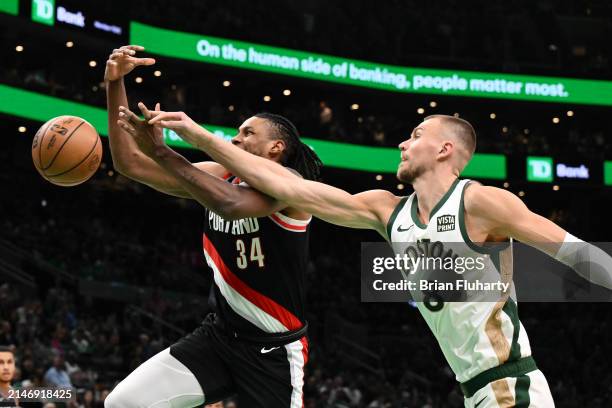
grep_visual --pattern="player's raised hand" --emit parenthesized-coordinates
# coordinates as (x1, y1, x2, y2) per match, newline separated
(146, 109, 209, 149)
(104, 45, 155, 82)
(117, 103, 165, 158)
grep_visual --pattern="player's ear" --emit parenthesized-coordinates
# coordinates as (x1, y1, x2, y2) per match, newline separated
(269, 139, 286, 155)
(438, 141, 454, 160)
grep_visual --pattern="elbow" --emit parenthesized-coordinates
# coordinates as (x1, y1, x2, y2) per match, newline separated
(219, 201, 244, 221)
(111, 159, 129, 176)
(206, 197, 242, 221)
(112, 160, 137, 180)
(110, 152, 140, 178)
(213, 208, 241, 221)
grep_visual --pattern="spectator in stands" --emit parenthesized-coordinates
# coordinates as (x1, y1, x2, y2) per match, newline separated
(0, 322, 14, 346)
(79, 389, 94, 408)
(72, 329, 90, 354)
(44, 355, 72, 388)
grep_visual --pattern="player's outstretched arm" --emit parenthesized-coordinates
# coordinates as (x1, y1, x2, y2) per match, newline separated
(147, 109, 400, 235)
(105, 45, 156, 175)
(105, 46, 224, 197)
(465, 184, 612, 289)
(117, 107, 286, 220)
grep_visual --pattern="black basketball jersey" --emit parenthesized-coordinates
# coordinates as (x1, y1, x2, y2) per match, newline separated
(202, 174, 310, 336)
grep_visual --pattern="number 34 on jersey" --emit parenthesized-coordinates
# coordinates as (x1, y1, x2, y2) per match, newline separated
(236, 237, 265, 269)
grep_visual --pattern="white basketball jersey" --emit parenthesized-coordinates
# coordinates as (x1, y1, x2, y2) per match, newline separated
(387, 178, 532, 382)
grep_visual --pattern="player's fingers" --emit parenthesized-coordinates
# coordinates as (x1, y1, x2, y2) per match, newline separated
(117, 111, 131, 123)
(109, 52, 126, 61)
(155, 102, 161, 111)
(117, 119, 135, 135)
(119, 47, 136, 56)
(147, 113, 164, 124)
(159, 120, 184, 129)
(121, 45, 145, 51)
(120, 109, 142, 124)
(133, 57, 156, 66)
(148, 112, 180, 125)
(138, 102, 152, 119)
(119, 106, 143, 124)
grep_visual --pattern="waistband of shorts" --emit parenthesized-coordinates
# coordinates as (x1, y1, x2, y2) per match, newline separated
(460, 356, 537, 398)
(208, 313, 308, 346)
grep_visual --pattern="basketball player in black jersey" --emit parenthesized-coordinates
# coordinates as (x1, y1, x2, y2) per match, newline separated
(104, 45, 322, 408)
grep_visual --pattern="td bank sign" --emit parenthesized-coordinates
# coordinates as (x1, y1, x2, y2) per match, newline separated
(527, 156, 591, 182)
(31, 0, 54, 25)
(32, 0, 85, 27)
(527, 157, 554, 182)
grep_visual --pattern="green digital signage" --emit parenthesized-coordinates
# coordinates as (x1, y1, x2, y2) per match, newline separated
(31, 0, 54, 25)
(605, 162, 612, 186)
(0, 84, 505, 178)
(527, 156, 554, 182)
(130, 21, 612, 107)
(0, 0, 19, 15)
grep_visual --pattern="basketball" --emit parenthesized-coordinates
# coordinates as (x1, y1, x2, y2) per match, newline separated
(31, 115, 102, 187)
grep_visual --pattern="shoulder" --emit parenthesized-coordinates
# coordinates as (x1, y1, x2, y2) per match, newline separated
(355, 189, 402, 204)
(463, 182, 524, 222)
(356, 189, 406, 222)
(352, 189, 404, 238)
(353, 190, 405, 215)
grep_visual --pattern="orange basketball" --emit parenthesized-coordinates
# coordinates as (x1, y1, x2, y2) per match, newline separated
(32, 116, 102, 187)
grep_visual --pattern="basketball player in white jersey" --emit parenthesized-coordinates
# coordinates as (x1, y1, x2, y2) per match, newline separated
(143, 109, 612, 407)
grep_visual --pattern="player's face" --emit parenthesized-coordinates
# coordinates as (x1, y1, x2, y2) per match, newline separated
(397, 118, 443, 183)
(0, 352, 15, 383)
(232, 117, 281, 158)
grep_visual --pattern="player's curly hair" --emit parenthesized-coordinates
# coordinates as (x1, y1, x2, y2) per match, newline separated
(255, 112, 323, 181)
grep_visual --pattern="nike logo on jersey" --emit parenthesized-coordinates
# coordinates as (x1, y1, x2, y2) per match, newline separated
(260, 346, 280, 354)
(397, 224, 414, 232)
(474, 396, 487, 408)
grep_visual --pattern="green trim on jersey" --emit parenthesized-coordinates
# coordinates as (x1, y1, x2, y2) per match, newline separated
(491, 252, 523, 363)
(459, 356, 537, 397)
(514, 374, 532, 407)
(458, 181, 510, 255)
(503, 298, 523, 363)
(410, 178, 461, 229)
(385, 196, 409, 241)
(490, 251, 501, 273)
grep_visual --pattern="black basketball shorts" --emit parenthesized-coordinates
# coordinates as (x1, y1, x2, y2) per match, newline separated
(170, 314, 309, 407)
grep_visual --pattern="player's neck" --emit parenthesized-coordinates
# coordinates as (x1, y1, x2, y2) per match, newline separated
(412, 171, 458, 223)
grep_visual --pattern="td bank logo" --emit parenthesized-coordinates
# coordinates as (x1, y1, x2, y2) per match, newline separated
(32, 0, 55, 25)
(527, 156, 553, 182)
